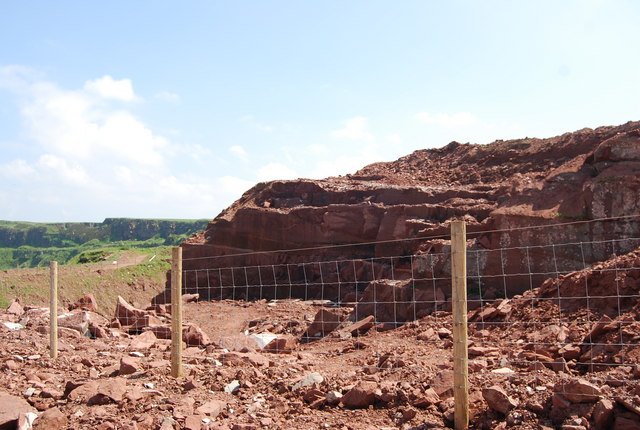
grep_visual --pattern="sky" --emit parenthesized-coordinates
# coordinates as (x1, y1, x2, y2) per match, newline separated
(1, 1, 639, 222)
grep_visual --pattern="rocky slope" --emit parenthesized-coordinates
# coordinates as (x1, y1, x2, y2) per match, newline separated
(165, 121, 640, 304)
(2, 251, 640, 430)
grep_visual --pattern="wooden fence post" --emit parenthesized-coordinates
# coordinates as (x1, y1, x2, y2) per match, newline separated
(50, 261, 58, 359)
(451, 221, 469, 430)
(171, 247, 183, 377)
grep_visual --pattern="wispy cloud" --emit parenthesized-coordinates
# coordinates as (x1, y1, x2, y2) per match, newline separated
(257, 162, 298, 182)
(84, 75, 138, 101)
(0, 66, 252, 221)
(154, 90, 180, 103)
(7, 71, 167, 166)
(412, 112, 480, 127)
(412, 111, 522, 144)
(240, 115, 274, 132)
(387, 133, 403, 146)
(331, 116, 374, 142)
(229, 145, 249, 162)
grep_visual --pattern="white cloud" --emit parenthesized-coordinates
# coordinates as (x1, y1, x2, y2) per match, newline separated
(0, 159, 35, 180)
(154, 91, 180, 103)
(218, 175, 254, 196)
(257, 162, 298, 182)
(99, 111, 168, 165)
(84, 75, 138, 101)
(240, 115, 274, 132)
(113, 165, 134, 185)
(0, 65, 41, 92)
(229, 145, 249, 162)
(331, 116, 374, 142)
(412, 111, 522, 144)
(308, 144, 327, 154)
(387, 134, 403, 146)
(309, 146, 381, 178)
(413, 112, 480, 127)
(0, 67, 254, 221)
(12, 75, 168, 166)
(37, 154, 92, 186)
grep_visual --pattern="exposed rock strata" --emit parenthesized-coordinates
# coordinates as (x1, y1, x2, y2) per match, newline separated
(156, 122, 640, 313)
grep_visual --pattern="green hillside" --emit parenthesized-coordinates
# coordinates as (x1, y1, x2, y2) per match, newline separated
(0, 218, 208, 269)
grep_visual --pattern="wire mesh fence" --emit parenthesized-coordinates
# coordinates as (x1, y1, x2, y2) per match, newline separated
(172, 215, 640, 426)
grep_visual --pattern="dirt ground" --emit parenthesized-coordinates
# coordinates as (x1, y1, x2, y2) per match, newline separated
(0, 247, 639, 429)
(2, 280, 640, 430)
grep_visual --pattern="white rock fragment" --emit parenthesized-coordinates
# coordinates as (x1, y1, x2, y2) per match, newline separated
(224, 380, 241, 394)
(292, 372, 324, 391)
(492, 367, 515, 374)
(3, 322, 24, 331)
(250, 333, 279, 349)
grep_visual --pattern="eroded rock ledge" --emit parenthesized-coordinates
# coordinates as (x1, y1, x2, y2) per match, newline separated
(156, 121, 640, 306)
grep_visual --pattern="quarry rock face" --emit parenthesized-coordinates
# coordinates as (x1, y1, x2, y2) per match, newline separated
(159, 121, 640, 312)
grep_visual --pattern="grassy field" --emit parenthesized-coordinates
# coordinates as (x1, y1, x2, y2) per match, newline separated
(0, 247, 172, 316)
(0, 218, 208, 270)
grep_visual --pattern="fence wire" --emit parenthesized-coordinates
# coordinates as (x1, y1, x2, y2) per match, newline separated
(177, 217, 640, 415)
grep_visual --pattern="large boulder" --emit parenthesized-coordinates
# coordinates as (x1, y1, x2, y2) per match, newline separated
(302, 308, 344, 340)
(341, 381, 378, 408)
(115, 296, 147, 326)
(482, 386, 518, 414)
(0, 393, 37, 428)
(183, 324, 211, 347)
(353, 279, 446, 324)
(69, 294, 98, 312)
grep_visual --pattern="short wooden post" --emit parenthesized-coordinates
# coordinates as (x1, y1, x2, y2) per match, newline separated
(451, 221, 469, 430)
(49, 261, 58, 359)
(171, 247, 183, 377)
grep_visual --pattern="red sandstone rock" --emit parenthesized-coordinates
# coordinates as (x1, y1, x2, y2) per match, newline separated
(232, 424, 257, 430)
(215, 334, 260, 352)
(412, 387, 440, 408)
(130, 330, 157, 349)
(182, 294, 199, 303)
(0, 393, 36, 428)
(129, 314, 163, 333)
(340, 315, 375, 337)
(144, 325, 172, 339)
(354, 280, 445, 324)
(69, 294, 98, 312)
(195, 400, 226, 417)
(6, 299, 24, 316)
(119, 357, 140, 375)
(184, 415, 206, 430)
(341, 381, 378, 408)
(303, 308, 343, 339)
(614, 416, 640, 430)
(115, 296, 147, 326)
(220, 352, 269, 368)
(33, 407, 67, 429)
(593, 398, 615, 429)
(430, 371, 454, 399)
(264, 335, 297, 354)
(482, 385, 518, 414)
(554, 379, 602, 403)
(67, 378, 127, 405)
(183, 323, 211, 347)
(158, 122, 640, 314)
(58, 311, 91, 336)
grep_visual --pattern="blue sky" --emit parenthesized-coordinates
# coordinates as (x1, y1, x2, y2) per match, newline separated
(1, 1, 639, 222)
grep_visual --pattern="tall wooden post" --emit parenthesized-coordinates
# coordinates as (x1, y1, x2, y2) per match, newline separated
(451, 221, 469, 430)
(49, 261, 58, 359)
(171, 247, 183, 377)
